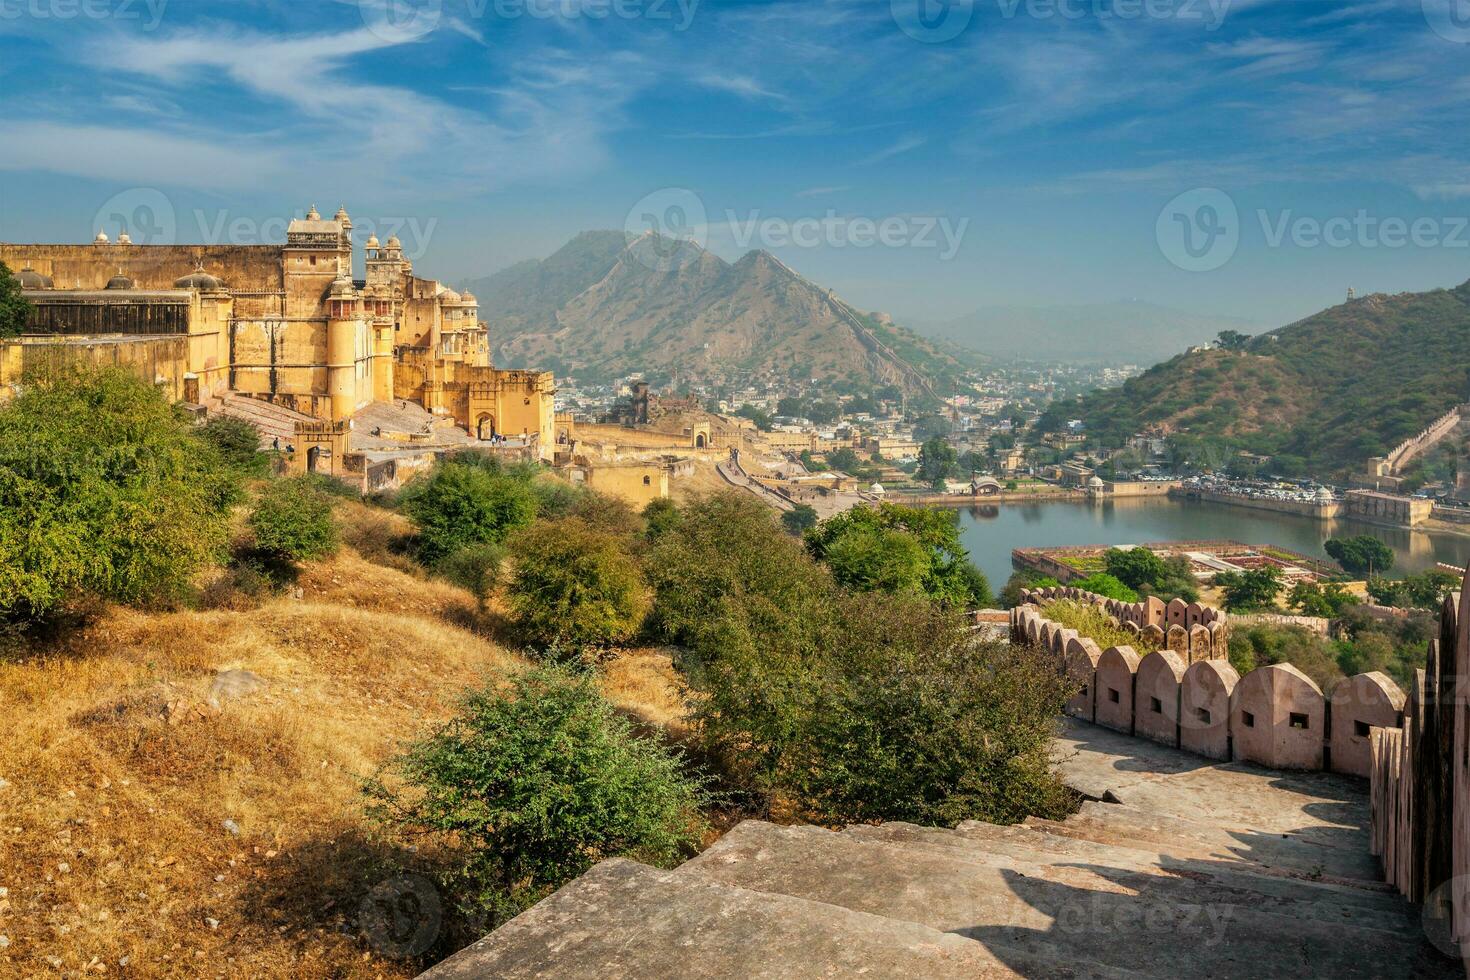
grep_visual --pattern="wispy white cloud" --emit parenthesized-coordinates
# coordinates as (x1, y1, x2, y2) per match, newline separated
(855, 134, 924, 167)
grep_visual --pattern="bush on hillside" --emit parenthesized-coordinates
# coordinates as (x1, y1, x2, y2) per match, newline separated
(367, 666, 706, 921)
(248, 477, 340, 564)
(787, 595, 1074, 826)
(999, 570, 1061, 609)
(0, 261, 29, 339)
(506, 517, 648, 649)
(436, 541, 504, 610)
(199, 415, 270, 476)
(1039, 599, 1160, 655)
(781, 503, 819, 535)
(0, 368, 238, 620)
(401, 462, 539, 564)
(649, 493, 1068, 821)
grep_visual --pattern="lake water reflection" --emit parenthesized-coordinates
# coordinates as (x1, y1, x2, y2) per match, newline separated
(954, 496, 1470, 591)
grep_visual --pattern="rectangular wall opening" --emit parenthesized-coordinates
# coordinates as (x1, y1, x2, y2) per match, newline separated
(1195, 707, 1211, 725)
(1242, 711, 1255, 728)
(1150, 697, 1163, 714)
(1108, 688, 1120, 704)
(1289, 712, 1309, 730)
(1354, 720, 1371, 739)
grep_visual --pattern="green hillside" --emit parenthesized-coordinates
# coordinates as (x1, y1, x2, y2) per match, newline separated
(1047, 281, 1470, 478)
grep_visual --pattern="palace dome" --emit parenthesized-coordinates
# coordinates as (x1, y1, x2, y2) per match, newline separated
(385, 235, 402, 249)
(174, 265, 225, 291)
(16, 267, 53, 290)
(365, 234, 380, 249)
(329, 276, 356, 299)
(105, 273, 135, 290)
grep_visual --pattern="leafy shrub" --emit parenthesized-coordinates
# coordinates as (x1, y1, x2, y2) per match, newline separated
(781, 503, 818, 534)
(248, 477, 340, 563)
(999, 570, 1060, 609)
(786, 595, 1074, 826)
(1215, 566, 1283, 611)
(199, 416, 269, 476)
(401, 462, 538, 564)
(0, 368, 238, 619)
(506, 517, 648, 649)
(0, 261, 29, 339)
(367, 666, 706, 920)
(1039, 599, 1159, 654)
(804, 502, 991, 607)
(1069, 572, 1137, 602)
(437, 541, 505, 609)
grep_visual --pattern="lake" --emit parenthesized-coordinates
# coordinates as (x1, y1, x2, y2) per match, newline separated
(954, 496, 1470, 590)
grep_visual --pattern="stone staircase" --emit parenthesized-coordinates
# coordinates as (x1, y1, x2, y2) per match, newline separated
(206, 393, 318, 448)
(419, 721, 1457, 979)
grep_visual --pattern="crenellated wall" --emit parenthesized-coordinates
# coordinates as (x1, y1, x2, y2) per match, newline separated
(1012, 586, 1407, 778)
(1366, 568, 1470, 966)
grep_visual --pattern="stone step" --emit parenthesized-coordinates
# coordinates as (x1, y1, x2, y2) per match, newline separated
(1027, 800, 1384, 887)
(953, 818, 1406, 910)
(843, 822, 1419, 932)
(679, 821, 1454, 979)
(418, 857, 1138, 979)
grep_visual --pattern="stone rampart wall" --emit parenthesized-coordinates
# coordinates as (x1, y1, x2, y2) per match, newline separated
(1368, 573, 1470, 962)
(1012, 586, 1406, 777)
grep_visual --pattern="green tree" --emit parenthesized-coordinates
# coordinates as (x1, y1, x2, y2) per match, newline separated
(0, 262, 30, 339)
(1215, 566, 1284, 611)
(776, 396, 807, 417)
(735, 404, 773, 430)
(827, 447, 862, 473)
(1367, 569, 1459, 610)
(805, 502, 990, 607)
(506, 517, 648, 649)
(999, 570, 1061, 609)
(1216, 329, 1252, 351)
(1288, 580, 1359, 617)
(401, 462, 539, 564)
(248, 476, 340, 564)
(781, 503, 819, 535)
(0, 368, 238, 620)
(1324, 535, 1394, 578)
(1103, 547, 1166, 591)
(367, 665, 706, 919)
(916, 436, 958, 486)
(642, 497, 681, 539)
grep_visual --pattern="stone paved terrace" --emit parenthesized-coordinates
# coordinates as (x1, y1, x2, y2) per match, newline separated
(419, 719, 1456, 979)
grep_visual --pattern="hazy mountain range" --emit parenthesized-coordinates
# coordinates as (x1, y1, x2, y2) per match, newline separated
(461, 231, 970, 395)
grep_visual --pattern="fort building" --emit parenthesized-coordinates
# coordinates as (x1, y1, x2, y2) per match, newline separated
(1, 206, 555, 475)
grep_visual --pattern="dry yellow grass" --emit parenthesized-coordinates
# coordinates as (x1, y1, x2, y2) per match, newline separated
(0, 521, 690, 978)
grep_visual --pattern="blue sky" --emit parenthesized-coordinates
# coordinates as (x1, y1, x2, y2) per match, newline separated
(2, 0, 1470, 330)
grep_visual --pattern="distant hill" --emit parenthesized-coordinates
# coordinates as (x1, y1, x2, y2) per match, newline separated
(909, 300, 1254, 365)
(460, 231, 974, 398)
(1049, 282, 1470, 477)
